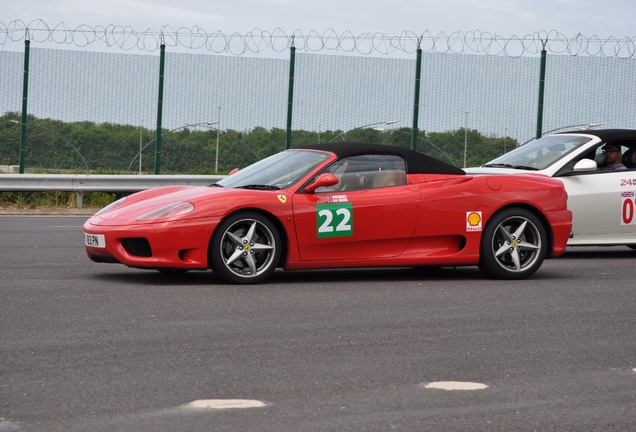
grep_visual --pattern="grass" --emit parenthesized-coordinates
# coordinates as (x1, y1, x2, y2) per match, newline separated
(0, 191, 118, 209)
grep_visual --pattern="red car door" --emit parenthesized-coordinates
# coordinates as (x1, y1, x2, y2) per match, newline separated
(292, 176, 422, 261)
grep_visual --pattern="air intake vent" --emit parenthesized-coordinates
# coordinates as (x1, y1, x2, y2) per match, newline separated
(121, 238, 152, 257)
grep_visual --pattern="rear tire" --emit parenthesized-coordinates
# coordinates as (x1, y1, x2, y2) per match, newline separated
(478, 208, 547, 279)
(209, 211, 281, 284)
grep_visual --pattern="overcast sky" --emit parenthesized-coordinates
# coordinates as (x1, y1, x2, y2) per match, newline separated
(3, 0, 635, 43)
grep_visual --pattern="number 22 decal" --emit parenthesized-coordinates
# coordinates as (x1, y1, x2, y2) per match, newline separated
(316, 203, 353, 238)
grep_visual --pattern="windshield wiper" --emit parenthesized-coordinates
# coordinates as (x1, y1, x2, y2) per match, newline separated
(482, 163, 539, 171)
(236, 184, 281, 190)
(208, 183, 224, 187)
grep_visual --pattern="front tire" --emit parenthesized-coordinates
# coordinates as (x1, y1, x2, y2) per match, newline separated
(209, 211, 282, 284)
(478, 208, 548, 279)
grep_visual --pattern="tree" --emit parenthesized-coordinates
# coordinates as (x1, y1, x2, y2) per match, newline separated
(0, 113, 517, 173)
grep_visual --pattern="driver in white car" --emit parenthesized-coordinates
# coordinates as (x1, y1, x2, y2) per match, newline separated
(598, 143, 627, 171)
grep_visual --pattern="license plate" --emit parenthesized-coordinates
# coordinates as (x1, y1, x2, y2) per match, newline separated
(84, 233, 106, 248)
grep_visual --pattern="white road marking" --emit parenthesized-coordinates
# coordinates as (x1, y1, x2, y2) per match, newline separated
(0, 418, 20, 431)
(423, 381, 489, 391)
(187, 399, 267, 409)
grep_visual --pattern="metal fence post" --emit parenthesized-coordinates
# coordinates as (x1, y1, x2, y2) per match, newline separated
(154, 43, 166, 174)
(411, 42, 422, 151)
(19, 38, 31, 174)
(285, 41, 296, 150)
(535, 41, 547, 140)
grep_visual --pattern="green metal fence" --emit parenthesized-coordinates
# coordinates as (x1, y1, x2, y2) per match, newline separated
(1, 25, 635, 173)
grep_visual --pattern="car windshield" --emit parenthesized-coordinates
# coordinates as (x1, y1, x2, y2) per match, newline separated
(482, 135, 592, 170)
(215, 149, 331, 189)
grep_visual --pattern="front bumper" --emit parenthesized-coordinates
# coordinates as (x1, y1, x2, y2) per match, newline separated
(83, 217, 219, 270)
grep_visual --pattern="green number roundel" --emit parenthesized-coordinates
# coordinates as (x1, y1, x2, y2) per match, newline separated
(316, 203, 353, 238)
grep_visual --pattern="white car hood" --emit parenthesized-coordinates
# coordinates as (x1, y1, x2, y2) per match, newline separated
(465, 167, 537, 175)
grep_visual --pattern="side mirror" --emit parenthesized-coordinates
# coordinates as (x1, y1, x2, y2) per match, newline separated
(572, 158, 597, 173)
(228, 168, 240, 176)
(304, 173, 339, 193)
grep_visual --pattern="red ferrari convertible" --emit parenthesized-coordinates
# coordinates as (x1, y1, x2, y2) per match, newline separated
(83, 142, 572, 283)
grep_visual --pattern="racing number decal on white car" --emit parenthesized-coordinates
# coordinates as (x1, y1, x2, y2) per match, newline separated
(316, 203, 353, 238)
(621, 191, 636, 225)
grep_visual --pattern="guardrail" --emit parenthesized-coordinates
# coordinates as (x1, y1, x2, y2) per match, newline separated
(0, 174, 227, 208)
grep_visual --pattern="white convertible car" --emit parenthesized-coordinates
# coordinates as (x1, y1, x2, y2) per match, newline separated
(467, 129, 636, 249)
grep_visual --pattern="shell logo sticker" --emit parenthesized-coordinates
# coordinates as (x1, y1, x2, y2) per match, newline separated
(277, 195, 287, 204)
(466, 211, 482, 232)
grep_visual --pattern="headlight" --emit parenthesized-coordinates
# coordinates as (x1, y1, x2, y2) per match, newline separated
(136, 202, 195, 221)
(94, 196, 127, 216)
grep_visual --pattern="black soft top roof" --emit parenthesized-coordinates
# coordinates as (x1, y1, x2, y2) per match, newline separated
(556, 129, 636, 142)
(297, 142, 465, 175)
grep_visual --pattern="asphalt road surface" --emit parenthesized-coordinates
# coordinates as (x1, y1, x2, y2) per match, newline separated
(1, 216, 635, 432)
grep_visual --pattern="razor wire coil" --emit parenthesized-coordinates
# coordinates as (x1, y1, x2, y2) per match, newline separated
(1, 19, 635, 58)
